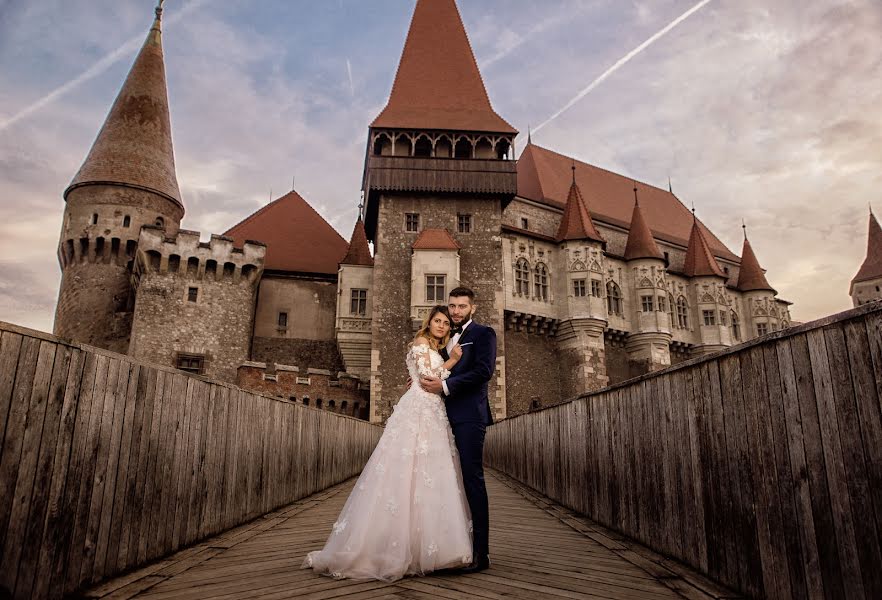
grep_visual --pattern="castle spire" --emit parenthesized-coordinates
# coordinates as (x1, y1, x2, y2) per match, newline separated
(555, 169, 605, 244)
(370, 0, 516, 134)
(341, 214, 374, 266)
(65, 0, 182, 208)
(852, 209, 882, 287)
(684, 215, 726, 278)
(624, 184, 664, 261)
(736, 225, 776, 293)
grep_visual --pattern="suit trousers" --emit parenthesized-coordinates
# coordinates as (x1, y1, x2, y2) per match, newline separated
(451, 421, 489, 559)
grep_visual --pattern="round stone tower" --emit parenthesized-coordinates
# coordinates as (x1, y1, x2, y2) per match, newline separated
(54, 3, 184, 353)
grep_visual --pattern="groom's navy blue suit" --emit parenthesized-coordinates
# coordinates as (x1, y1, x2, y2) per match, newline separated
(442, 320, 496, 561)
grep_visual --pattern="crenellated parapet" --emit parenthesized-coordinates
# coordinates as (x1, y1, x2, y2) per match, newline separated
(132, 225, 265, 287)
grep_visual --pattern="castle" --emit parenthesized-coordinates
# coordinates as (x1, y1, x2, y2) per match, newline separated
(54, 0, 812, 424)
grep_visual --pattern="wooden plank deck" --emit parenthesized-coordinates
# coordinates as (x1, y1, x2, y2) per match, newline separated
(83, 470, 740, 600)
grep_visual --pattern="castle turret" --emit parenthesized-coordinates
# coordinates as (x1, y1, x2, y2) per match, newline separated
(128, 227, 265, 383)
(851, 208, 882, 307)
(737, 226, 780, 338)
(684, 214, 731, 354)
(623, 186, 672, 374)
(54, 2, 184, 353)
(555, 168, 609, 396)
(336, 215, 375, 379)
(362, 0, 516, 422)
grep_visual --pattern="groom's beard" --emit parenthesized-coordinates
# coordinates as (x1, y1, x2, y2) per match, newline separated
(452, 310, 474, 325)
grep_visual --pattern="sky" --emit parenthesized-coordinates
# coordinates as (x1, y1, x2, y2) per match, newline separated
(1, 0, 880, 333)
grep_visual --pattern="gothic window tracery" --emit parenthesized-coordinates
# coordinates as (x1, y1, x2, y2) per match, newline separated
(515, 258, 530, 296)
(676, 296, 689, 329)
(606, 281, 622, 315)
(534, 263, 549, 301)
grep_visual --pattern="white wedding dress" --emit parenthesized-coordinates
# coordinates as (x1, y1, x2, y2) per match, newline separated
(303, 343, 473, 581)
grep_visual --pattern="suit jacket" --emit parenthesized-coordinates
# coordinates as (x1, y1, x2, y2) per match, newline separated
(443, 322, 496, 426)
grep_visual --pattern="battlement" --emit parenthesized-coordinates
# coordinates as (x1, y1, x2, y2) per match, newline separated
(134, 225, 266, 284)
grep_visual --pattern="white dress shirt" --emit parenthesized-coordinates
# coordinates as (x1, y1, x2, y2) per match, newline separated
(442, 319, 471, 396)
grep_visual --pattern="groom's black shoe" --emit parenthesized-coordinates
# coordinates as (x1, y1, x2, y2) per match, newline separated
(459, 555, 491, 574)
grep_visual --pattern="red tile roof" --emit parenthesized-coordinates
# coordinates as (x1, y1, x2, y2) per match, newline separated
(371, 0, 516, 134)
(66, 9, 182, 207)
(518, 144, 738, 262)
(737, 236, 776, 293)
(341, 217, 374, 266)
(412, 228, 461, 250)
(684, 218, 726, 278)
(556, 174, 605, 244)
(624, 193, 664, 261)
(224, 191, 348, 275)
(853, 210, 882, 285)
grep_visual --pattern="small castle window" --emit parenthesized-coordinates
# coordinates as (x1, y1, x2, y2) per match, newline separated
(316, 399, 323, 409)
(187, 257, 199, 275)
(155, 216, 164, 228)
(607, 282, 623, 316)
(223, 262, 235, 278)
(573, 279, 586, 297)
(719, 310, 728, 326)
(724, 266, 730, 275)
(405, 213, 420, 233)
(167, 254, 180, 273)
(534, 263, 549, 301)
(521, 217, 529, 230)
(414, 135, 432, 157)
(731, 311, 740, 341)
(146, 249, 160, 270)
(205, 259, 218, 279)
(353, 401, 360, 415)
(123, 215, 131, 228)
(342, 400, 348, 411)
(702, 310, 716, 326)
(278, 312, 288, 328)
(757, 322, 769, 336)
(515, 259, 530, 295)
(351, 289, 367, 316)
(668, 294, 675, 324)
(188, 287, 198, 302)
(657, 295, 666, 313)
(426, 275, 446, 303)
(328, 400, 336, 409)
(530, 398, 540, 411)
(663, 251, 670, 267)
(457, 214, 472, 233)
(641, 296, 655, 313)
(496, 139, 511, 160)
(91, 213, 98, 225)
(303, 398, 310, 406)
(454, 138, 472, 159)
(175, 353, 204, 375)
(591, 279, 602, 298)
(676, 296, 689, 329)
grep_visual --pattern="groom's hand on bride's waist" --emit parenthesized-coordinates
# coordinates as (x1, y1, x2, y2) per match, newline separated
(419, 376, 443, 394)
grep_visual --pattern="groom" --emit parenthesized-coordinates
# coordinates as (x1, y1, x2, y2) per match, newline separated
(420, 286, 495, 573)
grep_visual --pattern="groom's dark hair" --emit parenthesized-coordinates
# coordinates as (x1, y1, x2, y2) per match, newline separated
(449, 286, 475, 302)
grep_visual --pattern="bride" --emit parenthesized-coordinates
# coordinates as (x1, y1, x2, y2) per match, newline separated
(303, 305, 473, 581)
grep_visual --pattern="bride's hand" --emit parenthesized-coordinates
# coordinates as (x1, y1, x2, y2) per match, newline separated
(450, 344, 463, 360)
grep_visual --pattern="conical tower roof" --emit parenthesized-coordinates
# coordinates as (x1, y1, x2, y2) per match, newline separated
(737, 232, 776, 293)
(341, 216, 374, 266)
(555, 169, 605, 244)
(684, 217, 726, 278)
(65, 4, 182, 208)
(852, 210, 882, 285)
(624, 187, 663, 261)
(371, 0, 516, 134)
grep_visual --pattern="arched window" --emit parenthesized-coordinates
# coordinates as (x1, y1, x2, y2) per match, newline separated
(187, 256, 199, 275)
(123, 215, 131, 228)
(435, 136, 452, 158)
(372, 133, 391, 156)
(205, 259, 218, 280)
(667, 293, 675, 325)
(474, 137, 493, 159)
(606, 281, 622, 315)
(534, 263, 549, 301)
(676, 296, 689, 329)
(515, 258, 530, 296)
(155, 216, 165, 228)
(496, 139, 511, 160)
(147, 250, 161, 271)
(454, 137, 472, 159)
(414, 135, 432, 157)
(731, 310, 740, 341)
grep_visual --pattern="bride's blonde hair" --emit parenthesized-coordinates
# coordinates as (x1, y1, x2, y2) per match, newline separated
(412, 305, 452, 351)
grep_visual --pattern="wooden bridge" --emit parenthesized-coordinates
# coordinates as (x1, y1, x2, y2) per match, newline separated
(1, 301, 880, 599)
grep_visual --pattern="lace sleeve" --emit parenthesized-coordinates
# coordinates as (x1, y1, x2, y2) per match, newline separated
(411, 343, 450, 380)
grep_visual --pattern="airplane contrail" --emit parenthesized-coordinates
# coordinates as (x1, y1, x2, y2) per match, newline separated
(0, 0, 212, 133)
(533, 0, 715, 135)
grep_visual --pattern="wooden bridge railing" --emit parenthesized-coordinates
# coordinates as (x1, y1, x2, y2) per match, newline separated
(486, 301, 882, 600)
(0, 321, 381, 600)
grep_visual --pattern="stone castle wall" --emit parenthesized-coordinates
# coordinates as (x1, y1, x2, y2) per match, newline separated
(503, 328, 561, 413)
(128, 228, 264, 383)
